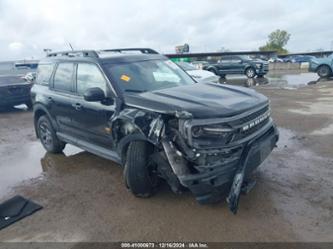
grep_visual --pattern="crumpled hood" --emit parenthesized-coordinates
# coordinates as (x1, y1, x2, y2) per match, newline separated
(123, 82, 268, 118)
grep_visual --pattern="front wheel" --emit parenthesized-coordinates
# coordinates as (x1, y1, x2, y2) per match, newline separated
(245, 67, 256, 78)
(317, 65, 332, 78)
(37, 116, 65, 153)
(124, 141, 159, 197)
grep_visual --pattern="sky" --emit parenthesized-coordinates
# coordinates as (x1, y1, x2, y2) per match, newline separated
(0, 0, 332, 60)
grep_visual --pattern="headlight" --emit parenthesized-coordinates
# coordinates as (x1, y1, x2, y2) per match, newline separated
(192, 124, 233, 138)
(255, 63, 262, 68)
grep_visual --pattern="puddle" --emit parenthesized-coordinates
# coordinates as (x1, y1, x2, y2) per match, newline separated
(266, 72, 318, 88)
(311, 123, 333, 135)
(222, 71, 321, 89)
(0, 142, 82, 199)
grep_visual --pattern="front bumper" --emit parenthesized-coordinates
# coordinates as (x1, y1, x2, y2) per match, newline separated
(177, 122, 279, 205)
(256, 65, 269, 75)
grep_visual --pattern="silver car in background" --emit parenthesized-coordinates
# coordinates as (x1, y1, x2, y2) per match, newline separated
(176, 61, 220, 83)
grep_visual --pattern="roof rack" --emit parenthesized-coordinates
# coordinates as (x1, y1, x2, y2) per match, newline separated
(100, 48, 159, 54)
(46, 48, 159, 58)
(46, 50, 99, 58)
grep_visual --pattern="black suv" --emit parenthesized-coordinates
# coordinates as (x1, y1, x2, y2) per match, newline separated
(204, 55, 269, 78)
(31, 48, 278, 213)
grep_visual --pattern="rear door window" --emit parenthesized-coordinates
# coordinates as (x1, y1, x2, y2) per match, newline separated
(53, 63, 74, 92)
(36, 64, 55, 85)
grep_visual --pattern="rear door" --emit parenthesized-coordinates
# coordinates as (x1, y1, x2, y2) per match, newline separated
(217, 55, 233, 73)
(49, 62, 76, 133)
(229, 56, 244, 73)
(70, 62, 115, 149)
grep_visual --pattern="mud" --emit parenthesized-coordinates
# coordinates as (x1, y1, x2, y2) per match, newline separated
(0, 72, 332, 242)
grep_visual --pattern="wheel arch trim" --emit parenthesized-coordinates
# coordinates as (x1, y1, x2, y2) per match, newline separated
(33, 103, 58, 137)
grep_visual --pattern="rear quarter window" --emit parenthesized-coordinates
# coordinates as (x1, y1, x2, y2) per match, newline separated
(36, 64, 55, 85)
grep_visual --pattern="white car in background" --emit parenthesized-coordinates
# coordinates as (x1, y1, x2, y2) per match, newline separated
(176, 61, 220, 83)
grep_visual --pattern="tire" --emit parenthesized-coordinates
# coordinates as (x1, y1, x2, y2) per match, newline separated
(124, 141, 159, 197)
(245, 67, 256, 78)
(317, 65, 332, 78)
(37, 115, 65, 153)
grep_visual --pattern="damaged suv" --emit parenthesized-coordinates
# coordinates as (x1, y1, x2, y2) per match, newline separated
(31, 48, 279, 213)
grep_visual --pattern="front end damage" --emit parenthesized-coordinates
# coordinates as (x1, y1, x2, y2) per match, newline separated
(114, 104, 279, 214)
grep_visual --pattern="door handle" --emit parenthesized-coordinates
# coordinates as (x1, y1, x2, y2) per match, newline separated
(72, 103, 82, 111)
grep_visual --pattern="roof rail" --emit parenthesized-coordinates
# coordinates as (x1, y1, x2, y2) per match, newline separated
(46, 48, 159, 59)
(100, 48, 159, 54)
(47, 50, 99, 58)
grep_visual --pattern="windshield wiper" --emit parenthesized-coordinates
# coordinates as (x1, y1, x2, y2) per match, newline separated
(124, 89, 147, 93)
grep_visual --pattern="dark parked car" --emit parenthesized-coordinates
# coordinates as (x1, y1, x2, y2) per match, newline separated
(203, 55, 269, 78)
(0, 74, 33, 108)
(31, 48, 279, 213)
(282, 55, 315, 63)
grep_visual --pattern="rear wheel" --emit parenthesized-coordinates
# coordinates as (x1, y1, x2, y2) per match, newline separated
(124, 141, 159, 197)
(245, 67, 256, 78)
(317, 65, 332, 78)
(37, 116, 65, 153)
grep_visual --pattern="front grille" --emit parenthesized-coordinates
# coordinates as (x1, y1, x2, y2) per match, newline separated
(230, 105, 269, 126)
(262, 64, 269, 72)
(231, 105, 270, 141)
(189, 105, 271, 149)
(233, 118, 269, 140)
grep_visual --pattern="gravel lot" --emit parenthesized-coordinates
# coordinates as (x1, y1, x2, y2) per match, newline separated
(0, 72, 332, 242)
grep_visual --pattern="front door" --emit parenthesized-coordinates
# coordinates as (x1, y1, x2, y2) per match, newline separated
(70, 62, 115, 149)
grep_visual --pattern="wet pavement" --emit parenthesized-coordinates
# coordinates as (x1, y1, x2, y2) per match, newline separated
(0, 71, 332, 242)
(223, 70, 328, 89)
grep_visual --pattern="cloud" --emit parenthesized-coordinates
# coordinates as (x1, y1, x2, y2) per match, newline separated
(0, 0, 332, 60)
(8, 42, 24, 51)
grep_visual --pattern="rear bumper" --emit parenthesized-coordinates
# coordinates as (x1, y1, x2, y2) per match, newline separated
(178, 122, 279, 204)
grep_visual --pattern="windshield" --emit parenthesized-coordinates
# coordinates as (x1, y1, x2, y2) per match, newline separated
(176, 62, 196, 71)
(107, 59, 196, 93)
(238, 55, 251, 60)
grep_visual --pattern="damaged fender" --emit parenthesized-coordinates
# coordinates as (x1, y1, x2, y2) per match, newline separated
(110, 108, 166, 162)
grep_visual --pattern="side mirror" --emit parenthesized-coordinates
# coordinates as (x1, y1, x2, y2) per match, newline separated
(83, 87, 105, 102)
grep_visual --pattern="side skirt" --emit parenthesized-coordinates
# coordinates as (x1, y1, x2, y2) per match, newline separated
(57, 132, 122, 164)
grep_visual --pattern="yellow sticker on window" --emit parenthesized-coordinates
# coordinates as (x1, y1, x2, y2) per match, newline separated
(121, 74, 131, 82)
